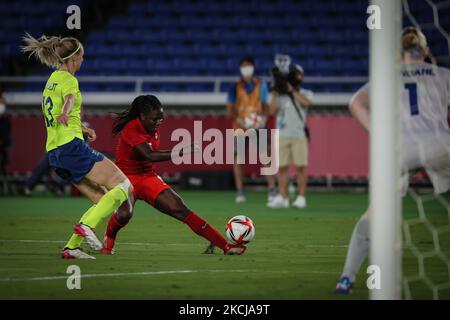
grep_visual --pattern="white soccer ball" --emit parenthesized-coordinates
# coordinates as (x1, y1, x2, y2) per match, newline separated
(225, 215, 255, 245)
(244, 113, 265, 129)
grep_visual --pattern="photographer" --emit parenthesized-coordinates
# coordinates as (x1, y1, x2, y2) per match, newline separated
(268, 56, 313, 209)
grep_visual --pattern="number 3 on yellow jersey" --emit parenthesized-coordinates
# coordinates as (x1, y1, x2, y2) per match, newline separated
(42, 96, 54, 127)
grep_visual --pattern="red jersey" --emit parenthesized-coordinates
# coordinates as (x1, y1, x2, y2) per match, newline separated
(115, 117, 161, 176)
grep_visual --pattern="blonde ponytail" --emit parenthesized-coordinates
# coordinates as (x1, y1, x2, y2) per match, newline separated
(21, 33, 64, 68)
(21, 33, 82, 68)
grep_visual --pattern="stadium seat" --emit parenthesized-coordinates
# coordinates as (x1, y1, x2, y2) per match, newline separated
(7, 0, 448, 93)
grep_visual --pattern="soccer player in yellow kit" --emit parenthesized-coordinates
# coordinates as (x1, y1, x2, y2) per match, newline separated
(22, 34, 133, 259)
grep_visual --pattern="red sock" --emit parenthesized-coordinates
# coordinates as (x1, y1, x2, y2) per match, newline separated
(183, 212, 228, 251)
(106, 213, 128, 240)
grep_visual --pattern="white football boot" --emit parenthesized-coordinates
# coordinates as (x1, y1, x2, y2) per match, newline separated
(267, 194, 289, 208)
(235, 191, 246, 203)
(224, 243, 247, 255)
(73, 223, 103, 251)
(292, 195, 307, 209)
(61, 248, 96, 259)
(267, 188, 278, 204)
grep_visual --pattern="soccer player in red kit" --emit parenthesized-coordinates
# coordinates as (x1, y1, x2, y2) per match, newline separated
(102, 95, 246, 255)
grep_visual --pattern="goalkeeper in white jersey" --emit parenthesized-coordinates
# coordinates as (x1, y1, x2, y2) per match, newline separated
(335, 26, 450, 294)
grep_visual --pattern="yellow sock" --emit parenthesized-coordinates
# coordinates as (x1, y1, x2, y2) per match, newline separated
(81, 184, 128, 228)
(64, 205, 97, 249)
(65, 233, 84, 250)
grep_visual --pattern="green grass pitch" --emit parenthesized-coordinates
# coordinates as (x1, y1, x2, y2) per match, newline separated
(0, 191, 448, 299)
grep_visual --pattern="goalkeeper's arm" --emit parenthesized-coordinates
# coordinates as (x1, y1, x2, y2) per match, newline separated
(348, 89, 370, 132)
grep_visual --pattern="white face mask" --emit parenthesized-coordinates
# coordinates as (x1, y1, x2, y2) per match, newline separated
(0, 103, 5, 116)
(240, 66, 254, 78)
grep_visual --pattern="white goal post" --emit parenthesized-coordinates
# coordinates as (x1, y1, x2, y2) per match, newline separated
(369, 0, 402, 300)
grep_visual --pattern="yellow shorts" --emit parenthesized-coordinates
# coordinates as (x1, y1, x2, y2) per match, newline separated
(278, 137, 308, 168)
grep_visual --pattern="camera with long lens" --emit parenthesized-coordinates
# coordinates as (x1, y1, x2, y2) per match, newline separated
(270, 54, 302, 94)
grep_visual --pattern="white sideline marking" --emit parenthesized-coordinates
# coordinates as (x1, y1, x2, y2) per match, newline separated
(0, 270, 196, 281)
(0, 269, 289, 282)
(305, 245, 348, 248)
(0, 239, 193, 246)
(310, 271, 341, 275)
(0, 239, 65, 244)
(0, 240, 349, 248)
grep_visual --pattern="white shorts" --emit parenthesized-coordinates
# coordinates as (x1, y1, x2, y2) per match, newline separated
(401, 131, 450, 195)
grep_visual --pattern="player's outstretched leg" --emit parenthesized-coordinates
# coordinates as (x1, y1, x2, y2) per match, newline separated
(74, 172, 132, 251)
(102, 196, 135, 254)
(154, 189, 246, 255)
(335, 210, 370, 294)
(61, 162, 133, 256)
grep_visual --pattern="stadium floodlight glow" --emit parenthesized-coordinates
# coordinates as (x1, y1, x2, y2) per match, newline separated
(369, 0, 402, 300)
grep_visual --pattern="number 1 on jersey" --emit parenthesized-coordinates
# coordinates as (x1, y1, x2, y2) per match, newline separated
(404, 83, 419, 116)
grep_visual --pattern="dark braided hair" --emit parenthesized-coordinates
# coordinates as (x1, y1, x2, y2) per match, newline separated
(112, 95, 162, 135)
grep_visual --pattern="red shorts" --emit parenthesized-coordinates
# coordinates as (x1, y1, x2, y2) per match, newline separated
(129, 172, 170, 206)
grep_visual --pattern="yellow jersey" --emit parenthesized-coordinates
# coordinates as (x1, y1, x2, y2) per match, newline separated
(41, 70, 83, 151)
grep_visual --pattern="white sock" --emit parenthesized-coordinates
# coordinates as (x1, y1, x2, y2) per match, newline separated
(341, 215, 370, 282)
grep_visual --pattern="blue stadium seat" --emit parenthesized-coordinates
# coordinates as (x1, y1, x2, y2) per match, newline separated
(8, 0, 431, 92)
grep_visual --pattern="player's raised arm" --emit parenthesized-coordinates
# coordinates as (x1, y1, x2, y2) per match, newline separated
(348, 88, 370, 132)
(287, 83, 312, 108)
